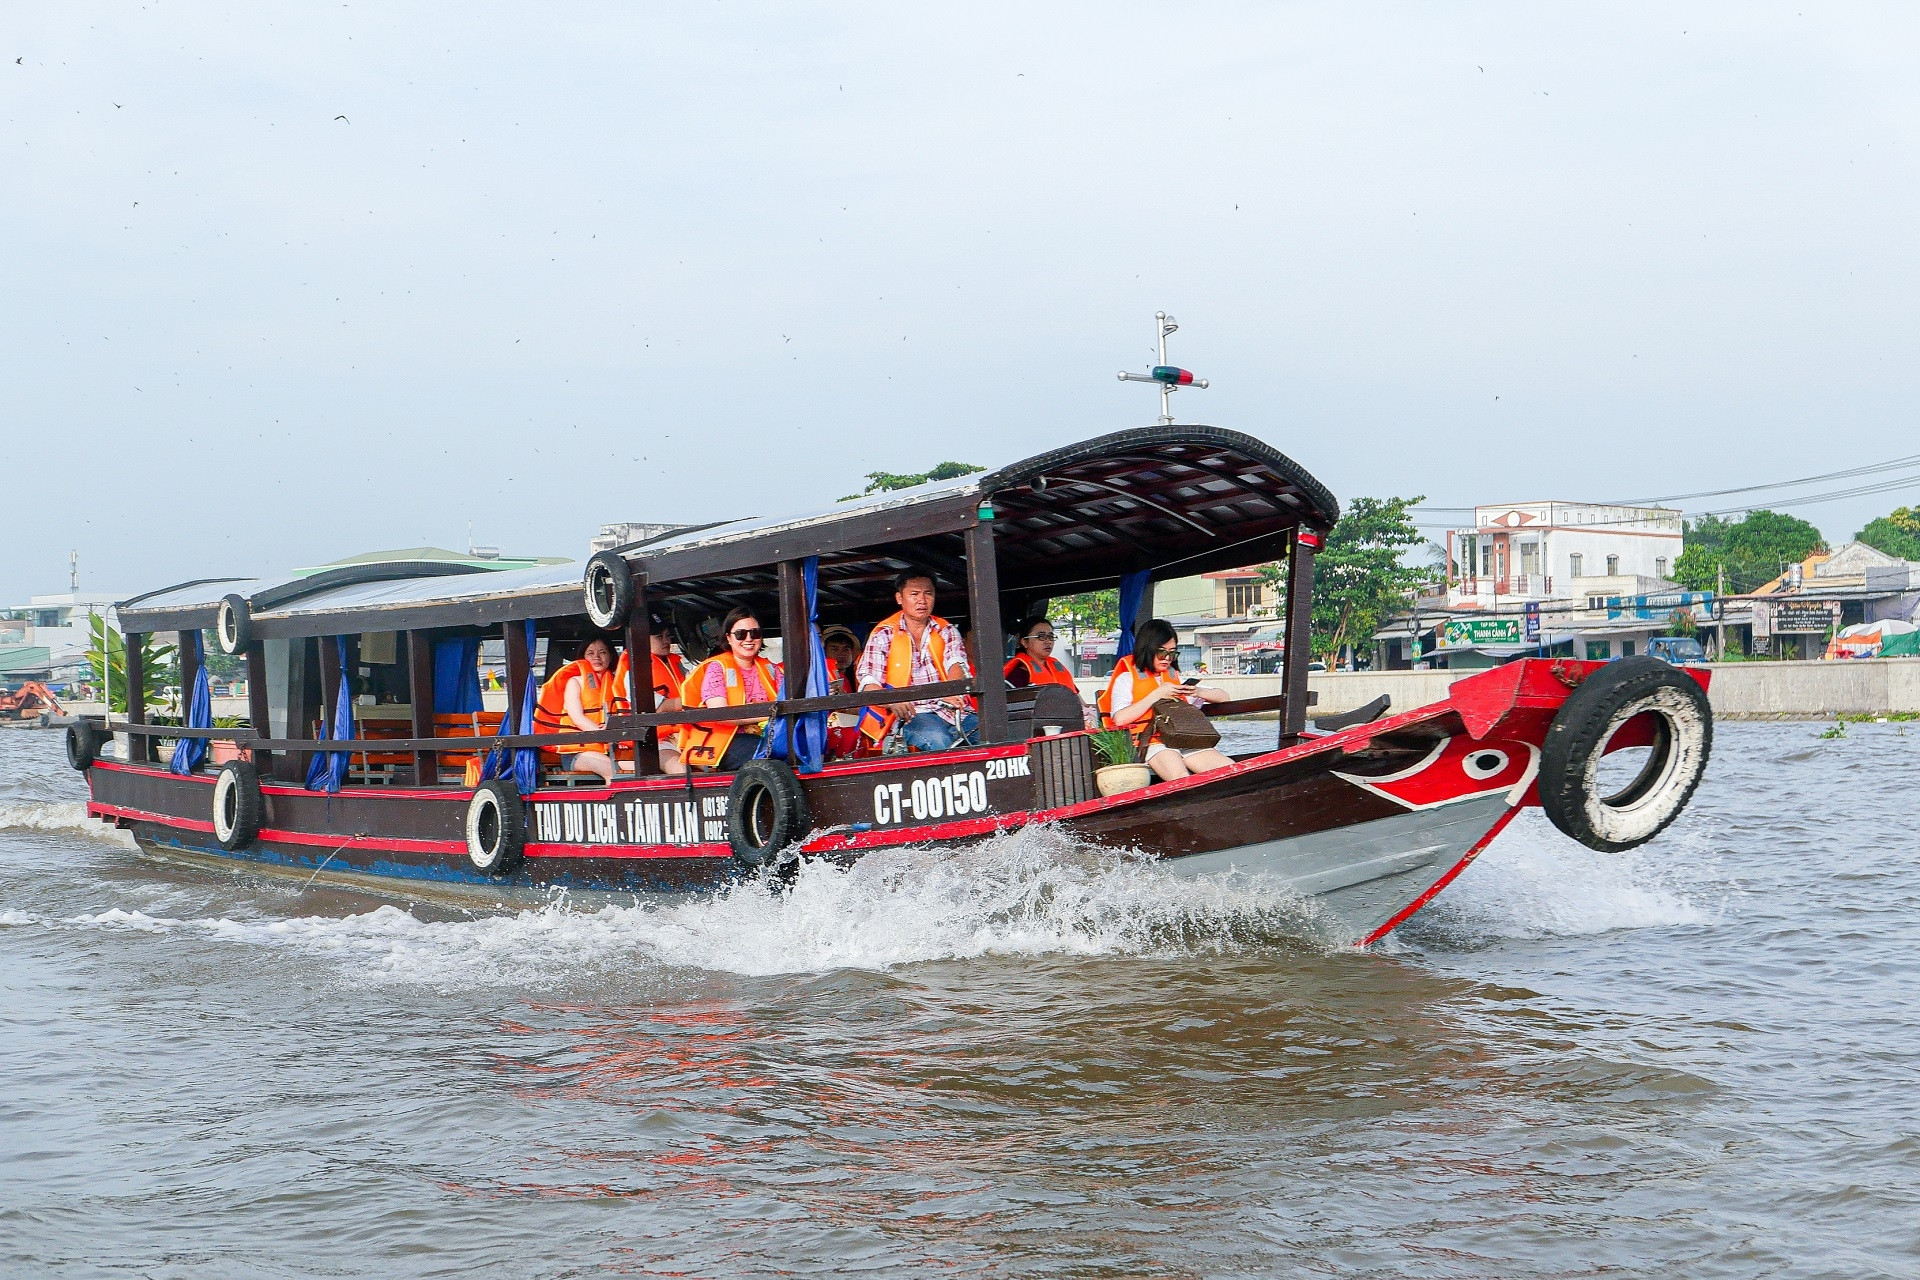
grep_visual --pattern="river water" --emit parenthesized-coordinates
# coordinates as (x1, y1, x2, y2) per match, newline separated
(1, 720, 1914, 1278)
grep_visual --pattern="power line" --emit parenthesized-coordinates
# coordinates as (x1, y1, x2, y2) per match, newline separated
(1411, 467, 1920, 531)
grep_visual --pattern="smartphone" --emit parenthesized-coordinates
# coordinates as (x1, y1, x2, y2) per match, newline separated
(1182, 677, 1200, 686)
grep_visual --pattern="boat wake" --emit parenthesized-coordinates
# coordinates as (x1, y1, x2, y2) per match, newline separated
(1396, 810, 1716, 948)
(0, 800, 137, 846)
(0, 828, 1330, 984)
(0, 815, 1721, 982)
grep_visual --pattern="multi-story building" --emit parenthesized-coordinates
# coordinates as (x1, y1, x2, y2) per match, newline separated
(1446, 502, 1684, 606)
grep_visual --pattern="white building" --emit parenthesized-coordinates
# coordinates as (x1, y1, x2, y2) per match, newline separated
(1, 592, 126, 681)
(1446, 502, 1684, 607)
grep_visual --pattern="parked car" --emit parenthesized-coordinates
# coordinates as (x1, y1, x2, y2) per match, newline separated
(1646, 636, 1708, 665)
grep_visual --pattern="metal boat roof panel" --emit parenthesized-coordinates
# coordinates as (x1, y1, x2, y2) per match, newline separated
(116, 426, 1337, 636)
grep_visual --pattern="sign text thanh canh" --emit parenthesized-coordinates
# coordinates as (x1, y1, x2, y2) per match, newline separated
(1770, 601, 1840, 634)
(1443, 617, 1523, 647)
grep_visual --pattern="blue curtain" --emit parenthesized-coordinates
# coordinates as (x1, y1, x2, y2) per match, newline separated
(169, 631, 212, 776)
(758, 556, 829, 774)
(481, 621, 539, 794)
(305, 638, 353, 793)
(433, 638, 484, 713)
(1118, 569, 1152, 655)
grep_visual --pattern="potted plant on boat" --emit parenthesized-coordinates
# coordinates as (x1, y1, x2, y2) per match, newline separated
(1090, 728, 1152, 797)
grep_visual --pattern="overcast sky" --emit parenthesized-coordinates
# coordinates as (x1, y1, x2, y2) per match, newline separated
(5, 3, 1917, 604)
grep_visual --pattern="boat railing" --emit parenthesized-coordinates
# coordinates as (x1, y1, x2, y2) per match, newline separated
(99, 679, 977, 756)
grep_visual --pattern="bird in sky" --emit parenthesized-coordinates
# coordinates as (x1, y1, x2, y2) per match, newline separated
(334, 115, 349, 122)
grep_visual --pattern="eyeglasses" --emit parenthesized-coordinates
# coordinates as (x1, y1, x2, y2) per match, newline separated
(1026, 632, 1056, 642)
(731, 628, 763, 641)
(1155, 644, 1178, 656)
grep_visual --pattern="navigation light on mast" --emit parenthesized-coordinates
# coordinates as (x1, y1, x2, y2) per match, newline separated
(1118, 312, 1208, 424)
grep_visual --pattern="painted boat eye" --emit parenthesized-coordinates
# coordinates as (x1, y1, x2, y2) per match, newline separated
(1463, 750, 1509, 781)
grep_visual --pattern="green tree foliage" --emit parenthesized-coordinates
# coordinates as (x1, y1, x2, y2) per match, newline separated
(1856, 506, 1920, 561)
(86, 614, 177, 714)
(1263, 496, 1427, 661)
(1053, 590, 1119, 636)
(843, 461, 985, 500)
(1673, 509, 1825, 594)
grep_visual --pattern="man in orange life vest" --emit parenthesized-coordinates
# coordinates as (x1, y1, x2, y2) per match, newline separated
(855, 567, 976, 752)
(611, 608, 688, 775)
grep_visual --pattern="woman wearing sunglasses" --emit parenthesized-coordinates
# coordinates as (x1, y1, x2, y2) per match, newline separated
(1099, 618, 1233, 782)
(676, 606, 782, 772)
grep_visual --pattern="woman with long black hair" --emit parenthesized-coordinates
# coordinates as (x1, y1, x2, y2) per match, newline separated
(1098, 619, 1233, 782)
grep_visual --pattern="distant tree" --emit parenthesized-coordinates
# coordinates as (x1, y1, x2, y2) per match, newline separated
(1054, 590, 1119, 636)
(1263, 496, 1426, 661)
(1673, 509, 1824, 594)
(843, 461, 985, 500)
(1857, 506, 1920, 561)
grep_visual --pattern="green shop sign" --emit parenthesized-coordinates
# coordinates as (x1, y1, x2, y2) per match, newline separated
(1442, 617, 1523, 647)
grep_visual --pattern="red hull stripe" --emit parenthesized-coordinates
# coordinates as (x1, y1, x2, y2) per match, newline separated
(1356, 804, 1523, 947)
(524, 842, 732, 860)
(89, 801, 468, 855)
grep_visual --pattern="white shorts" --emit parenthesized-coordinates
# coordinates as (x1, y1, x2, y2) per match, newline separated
(1143, 741, 1212, 764)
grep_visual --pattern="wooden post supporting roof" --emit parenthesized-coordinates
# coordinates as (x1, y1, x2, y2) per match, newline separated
(624, 576, 661, 775)
(246, 640, 272, 774)
(177, 628, 201, 712)
(1280, 531, 1317, 744)
(778, 560, 809, 702)
(504, 621, 530, 738)
(124, 631, 149, 764)
(965, 522, 1009, 744)
(407, 630, 436, 785)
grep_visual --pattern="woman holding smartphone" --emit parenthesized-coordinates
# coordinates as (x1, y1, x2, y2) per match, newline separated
(1099, 618, 1234, 782)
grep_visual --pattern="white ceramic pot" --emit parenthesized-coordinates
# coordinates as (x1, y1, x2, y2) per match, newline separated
(1094, 763, 1152, 797)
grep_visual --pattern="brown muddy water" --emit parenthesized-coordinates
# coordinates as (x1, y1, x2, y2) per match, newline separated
(1, 721, 1915, 1278)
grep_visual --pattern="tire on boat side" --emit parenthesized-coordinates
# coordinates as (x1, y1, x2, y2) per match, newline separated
(725, 759, 811, 872)
(582, 552, 634, 630)
(465, 779, 526, 876)
(1539, 656, 1713, 853)
(65, 720, 97, 771)
(212, 760, 264, 851)
(215, 594, 252, 656)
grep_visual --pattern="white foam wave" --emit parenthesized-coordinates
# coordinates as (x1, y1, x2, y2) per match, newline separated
(6, 830, 1325, 983)
(5, 815, 1718, 980)
(1404, 811, 1714, 945)
(0, 801, 137, 846)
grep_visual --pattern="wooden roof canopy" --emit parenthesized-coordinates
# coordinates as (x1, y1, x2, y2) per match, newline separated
(616, 426, 1339, 630)
(118, 427, 1337, 639)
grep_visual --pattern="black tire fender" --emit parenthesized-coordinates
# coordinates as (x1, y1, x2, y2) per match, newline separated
(1539, 656, 1713, 852)
(725, 759, 812, 871)
(582, 552, 634, 630)
(465, 779, 526, 876)
(216, 594, 252, 656)
(213, 760, 265, 851)
(65, 720, 98, 771)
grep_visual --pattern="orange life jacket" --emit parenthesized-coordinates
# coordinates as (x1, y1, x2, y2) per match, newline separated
(532, 658, 627, 761)
(612, 649, 687, 710)
(857, 613, 970, 745)
(678, 652, 781, 771)
(1096, 656, 1185, 739)
(1004, 652, 1079, 692)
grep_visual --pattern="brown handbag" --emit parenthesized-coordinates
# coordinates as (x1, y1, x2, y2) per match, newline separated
(1150, 697, 1220, 751)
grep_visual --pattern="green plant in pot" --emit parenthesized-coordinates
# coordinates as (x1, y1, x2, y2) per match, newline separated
(1090, 729, 1153, 797)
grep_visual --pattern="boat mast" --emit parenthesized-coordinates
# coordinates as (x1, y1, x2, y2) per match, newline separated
(1118, 312, 1209, 424)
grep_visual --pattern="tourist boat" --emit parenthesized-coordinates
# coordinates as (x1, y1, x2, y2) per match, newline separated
(75, 426, 1714, 945)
